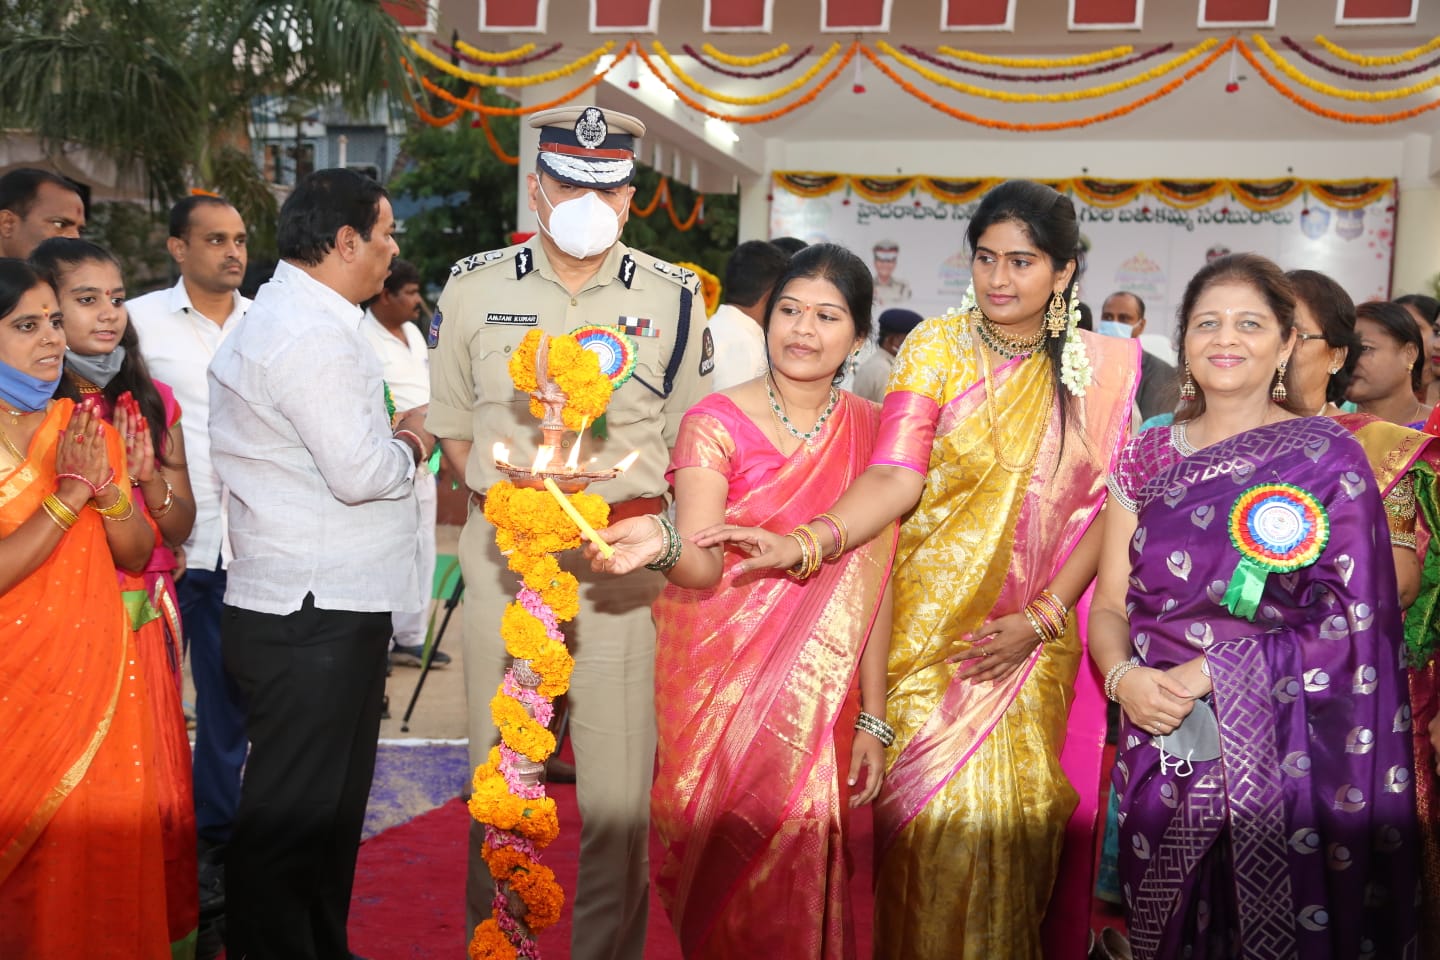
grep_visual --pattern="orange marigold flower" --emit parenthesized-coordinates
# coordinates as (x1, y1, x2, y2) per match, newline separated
(468, 918, 518, 960)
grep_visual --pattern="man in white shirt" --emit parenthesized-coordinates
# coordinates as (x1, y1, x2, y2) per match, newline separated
(708, 239, 789, 390)
(853, 307, 922, 403)
(127, 194, 251, 926)
(209, 168, 432, 960)
(360, 257, 448, 669)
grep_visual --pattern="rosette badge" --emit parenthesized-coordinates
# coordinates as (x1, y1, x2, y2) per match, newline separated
(1223, 483, 1330, 621)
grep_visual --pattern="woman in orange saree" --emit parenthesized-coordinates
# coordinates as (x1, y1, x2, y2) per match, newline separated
(592, 245, 896, 958)
(699, 181, 1140, 958)
(34, 239, 200, 958)
(0, 261, 166, 958)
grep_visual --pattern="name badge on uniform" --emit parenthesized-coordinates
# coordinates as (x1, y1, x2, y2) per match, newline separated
(617, 316, 659, 338)
(486, 313, 539, 326)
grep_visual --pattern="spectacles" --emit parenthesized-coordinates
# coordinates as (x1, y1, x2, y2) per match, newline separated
(1295, 332, 1328, 345)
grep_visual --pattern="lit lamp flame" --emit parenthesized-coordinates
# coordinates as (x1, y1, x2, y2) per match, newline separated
(565, 418, 588, 472)
(613, 450, 640, 473)
(531, 446, 554, 473)
(493, 442, 510, 467)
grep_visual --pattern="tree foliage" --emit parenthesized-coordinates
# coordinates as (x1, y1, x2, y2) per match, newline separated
(0, 0, 411, 251)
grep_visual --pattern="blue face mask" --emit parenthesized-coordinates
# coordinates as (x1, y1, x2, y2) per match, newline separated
(0, 357, 60, 412)
(1096, 320, 1134, 339)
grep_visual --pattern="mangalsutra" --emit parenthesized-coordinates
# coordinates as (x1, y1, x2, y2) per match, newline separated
(978, 336, 1052, 474)
(766, 375, 839, 443)
(972, 308, 1045, 360)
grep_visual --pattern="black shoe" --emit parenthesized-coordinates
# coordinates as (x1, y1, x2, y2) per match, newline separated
(390, 643, 451, 668)
(380, 694, 390, 720)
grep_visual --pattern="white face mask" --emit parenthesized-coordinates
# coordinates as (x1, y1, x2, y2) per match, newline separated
(537, 184, 621, 260)
(1096, 319, 1134, 339)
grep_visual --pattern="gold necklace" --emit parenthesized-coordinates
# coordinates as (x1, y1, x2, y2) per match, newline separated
(978, 337, 1052, 474)
(973, 308, 1045, 360)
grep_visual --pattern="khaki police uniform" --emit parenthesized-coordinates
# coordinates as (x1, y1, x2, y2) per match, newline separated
(427, 236, 711, 960)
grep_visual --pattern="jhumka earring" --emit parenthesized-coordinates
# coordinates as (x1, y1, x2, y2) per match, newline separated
(1045, 291, 1068, 338)
(1272, 360, 1289, 404)
(1179, 361, 1197, 401)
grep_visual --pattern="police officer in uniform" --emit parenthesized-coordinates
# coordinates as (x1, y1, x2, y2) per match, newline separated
(426, 106, 711, 960)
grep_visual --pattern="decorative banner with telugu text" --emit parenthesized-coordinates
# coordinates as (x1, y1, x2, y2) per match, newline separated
(770, 177, 1396, 348)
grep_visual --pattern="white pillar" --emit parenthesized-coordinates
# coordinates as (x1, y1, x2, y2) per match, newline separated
(737, 171, 770, 242)
(1392, 133, 1440, 297)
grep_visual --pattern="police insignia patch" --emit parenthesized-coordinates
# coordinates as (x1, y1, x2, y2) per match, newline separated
(427, 309, 444, 348)
(575, 107, 608, 149)
(699, 327, 715, 377)
(515, 247, 534, 280)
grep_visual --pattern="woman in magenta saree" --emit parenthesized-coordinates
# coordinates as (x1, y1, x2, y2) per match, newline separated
(1093, 254, 1421, 959)
(591, 244, 896, 958)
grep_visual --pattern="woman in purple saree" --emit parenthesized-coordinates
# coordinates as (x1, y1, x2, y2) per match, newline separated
(1091, 254, 1420, 959)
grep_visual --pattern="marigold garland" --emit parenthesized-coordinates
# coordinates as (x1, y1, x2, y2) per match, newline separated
(677, 262, 721, 315)
(476, 112, 520, 166)
(650, 40, 842, 105)
(434, 39, 564, 69)
(1280, 37, 1440, 81)
(935, 43, 1133, 68)
(1250, 35, 1440, 101)
(454, 40, 537, 63)
(878, 38, 1218, 103)
(635, 41, 858, 124)
(507, 330, 612, 430)
(899, 42, 1173, 83)
(407, 85, 477, 127)
(492, 693, 557, 762)
(859, 38, 1230, 132)
(469, 919, 518, 960)
(407, 38, 616, 87)
(683, 43, 815, 79)
(1238, 40, 1440, 125)
(1314, 34, 1440, 66)
(701, 41, 790, 66)
(406, 49, 630, 116)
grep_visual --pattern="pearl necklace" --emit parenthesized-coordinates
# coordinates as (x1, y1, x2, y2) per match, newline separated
(766, 375, 839, 443)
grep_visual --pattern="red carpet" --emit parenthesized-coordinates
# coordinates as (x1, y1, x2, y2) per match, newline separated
(349, 784, 874, 959)
(348, 758, 1124, 958)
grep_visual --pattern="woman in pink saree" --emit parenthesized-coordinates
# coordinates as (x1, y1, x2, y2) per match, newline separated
(591, 244, 897, 958)
(699, 181, 1140, 958)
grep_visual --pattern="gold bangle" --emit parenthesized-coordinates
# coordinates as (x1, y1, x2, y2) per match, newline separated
(41, 496, 75, 531)
(95, 486, 135, 521)
(44, 493, 80, 527)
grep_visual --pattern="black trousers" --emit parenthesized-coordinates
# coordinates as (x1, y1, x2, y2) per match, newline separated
(221, 594, 390, 960)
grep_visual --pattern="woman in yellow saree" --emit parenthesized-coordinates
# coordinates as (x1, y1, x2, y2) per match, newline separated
(700, 181, 1140, 958)
(592, 244, 897, 958)
(0, 260, 165, 958)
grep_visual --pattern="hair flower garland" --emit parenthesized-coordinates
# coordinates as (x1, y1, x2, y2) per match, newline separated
(676, 261, 721, 315)
(1060, 285, 1091, 397)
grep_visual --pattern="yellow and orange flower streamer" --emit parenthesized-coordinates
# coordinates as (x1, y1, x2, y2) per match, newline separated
(398, 33, 1440, 134)
(629, 177, 704, 230)
(701, 41, 791, 66)
(876, 37, 1217, 103)
(934, 44, 1133, 68)
(772, 173, 1394, 213)
(1314, 34, 1440, 66)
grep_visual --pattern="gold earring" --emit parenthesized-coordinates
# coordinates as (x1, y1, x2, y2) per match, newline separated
(1045, 291, 1067, 338)
(1272, 360, 1288, 404)
(1179, 360, 1197, 401)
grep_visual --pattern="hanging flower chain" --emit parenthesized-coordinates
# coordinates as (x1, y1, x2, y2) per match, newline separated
(1059, 283, 1091, 397)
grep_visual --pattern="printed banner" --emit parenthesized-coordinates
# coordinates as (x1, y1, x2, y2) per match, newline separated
(769, 175, 1396, 344)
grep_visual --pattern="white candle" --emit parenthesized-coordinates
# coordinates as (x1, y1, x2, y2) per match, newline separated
(543, 478, 614, 558)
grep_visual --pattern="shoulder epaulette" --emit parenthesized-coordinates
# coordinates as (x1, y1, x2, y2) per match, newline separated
(449, 246, 532, 279)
